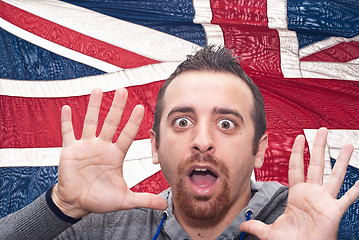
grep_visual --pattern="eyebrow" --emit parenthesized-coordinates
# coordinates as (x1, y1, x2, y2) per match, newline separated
(213, 107, 245, 124)
(167, 106, 195, 119)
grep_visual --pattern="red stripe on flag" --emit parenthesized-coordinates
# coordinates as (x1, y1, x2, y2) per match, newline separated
(255, 129, 310, 186)
(255, 75, 359, 184)
(0, 1, 160, 69)
(211, 0, 268, 26)
(258, 77, 359, 130)
(301, 41, 359, 62)
(0, 80, 164, 148)
(130, 170, 169, 194)
(210, 0, 283, 77)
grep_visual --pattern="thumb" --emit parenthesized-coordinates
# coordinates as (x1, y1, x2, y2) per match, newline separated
(240, 220, 269, 240)
(126, 192, 168, 210)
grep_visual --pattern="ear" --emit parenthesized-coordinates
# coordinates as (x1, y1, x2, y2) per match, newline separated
(150, 130, 159, 164)
(254, 134, 268, 169)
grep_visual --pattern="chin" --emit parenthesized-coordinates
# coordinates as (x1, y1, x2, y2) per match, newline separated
(175, 178, 230, 222)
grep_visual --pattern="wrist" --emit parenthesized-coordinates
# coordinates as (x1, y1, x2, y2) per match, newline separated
(50, 185, 89, 219)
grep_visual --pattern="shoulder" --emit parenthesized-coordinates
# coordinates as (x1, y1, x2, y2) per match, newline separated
(249, 181, 288, 224)
(57, 207, 163, 239)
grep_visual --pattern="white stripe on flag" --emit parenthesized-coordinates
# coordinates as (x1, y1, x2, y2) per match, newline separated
(0, 139, 159, 188)
(349, 58, 359, 64)
(0, 17, 122, 73)
(267, 0, 287, 30)
(267, 0, 359, 81)
(0, 62, 180, 97)
(0, 138, 153, 167)
(3, 0, 202, 62)
(267, 0, 303, 78)
(192, 0, 224, 46)
(299, 35, 359, 59)
(300, 62, 359, 81)
(304, 129, 359, 183)
(276, 29, 303, 78)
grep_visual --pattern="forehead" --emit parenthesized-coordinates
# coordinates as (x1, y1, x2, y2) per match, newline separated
(162, 71, 254, 117)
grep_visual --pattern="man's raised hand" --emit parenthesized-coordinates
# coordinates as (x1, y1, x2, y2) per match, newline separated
(240, 127, 359, 240)
(52, 88, 167, 219)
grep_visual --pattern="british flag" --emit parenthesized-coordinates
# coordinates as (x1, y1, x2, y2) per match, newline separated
(0, 0, 358, 238)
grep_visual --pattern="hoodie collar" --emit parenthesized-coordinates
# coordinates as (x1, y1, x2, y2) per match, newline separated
(157, 181, 286, 239)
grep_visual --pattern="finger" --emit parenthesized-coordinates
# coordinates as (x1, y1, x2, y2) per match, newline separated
(307, 127, 328, 184)
(99, 88, 128, 141)
(240, 220, 269, 240)
(338, 180, 359, 215)
(61, 105, 75, 146)
(288, 135, 305, 187)
(125, 192, 168, 210)
(324, 144, 354, 198)
(116, 105, 145, 154)
(81, 89, 103, 139)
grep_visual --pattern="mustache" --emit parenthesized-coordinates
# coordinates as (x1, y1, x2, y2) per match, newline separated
(178, 153, 229, 178)
(186, 153, 220, 167)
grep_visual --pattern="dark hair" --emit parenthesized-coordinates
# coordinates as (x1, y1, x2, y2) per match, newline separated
(152, 45, 266, 154)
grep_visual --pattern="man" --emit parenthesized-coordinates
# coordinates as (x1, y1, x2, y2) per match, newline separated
(1, 46, 358, 240)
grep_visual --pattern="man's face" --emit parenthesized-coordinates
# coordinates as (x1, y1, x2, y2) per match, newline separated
(151, 71, 266, 221)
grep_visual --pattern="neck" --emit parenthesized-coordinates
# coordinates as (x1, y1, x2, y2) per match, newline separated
(172, 187, 252, 240)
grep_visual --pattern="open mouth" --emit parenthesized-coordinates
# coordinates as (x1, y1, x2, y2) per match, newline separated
(189, 167, 218, 188)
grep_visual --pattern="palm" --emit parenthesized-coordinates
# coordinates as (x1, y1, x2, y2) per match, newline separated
(241, 128, 359, 240)
(59, 139, 128, 212)
(53, 88, 167, 218)
(265, 184, 342, 239)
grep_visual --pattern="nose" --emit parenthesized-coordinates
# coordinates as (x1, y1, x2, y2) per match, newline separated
(191, 122, 215, 154)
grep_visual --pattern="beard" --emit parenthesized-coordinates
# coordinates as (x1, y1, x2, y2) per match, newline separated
(174, 154, 230, 222)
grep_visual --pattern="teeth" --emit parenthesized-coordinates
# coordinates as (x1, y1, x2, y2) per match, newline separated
(195, 168, 208, 172)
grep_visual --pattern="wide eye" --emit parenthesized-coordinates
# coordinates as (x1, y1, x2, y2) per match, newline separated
(174, 117, 193, 128)
(217, 119, 235, 130)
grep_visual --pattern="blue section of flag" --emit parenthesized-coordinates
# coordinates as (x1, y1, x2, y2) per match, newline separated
(287, 0, 359, 48)
(61, 0, 207, 47)
(331, 158, 359, 240)
(0, 28, 105, 80)
(0, 166, 58, 218)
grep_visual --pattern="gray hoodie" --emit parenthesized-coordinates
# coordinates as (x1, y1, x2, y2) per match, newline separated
(1, 181, 288, 240)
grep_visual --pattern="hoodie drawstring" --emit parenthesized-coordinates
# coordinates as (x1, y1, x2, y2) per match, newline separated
(152, 211, 168, 240)
(152, 209, 252, 240)
(239, 209, 253, 240)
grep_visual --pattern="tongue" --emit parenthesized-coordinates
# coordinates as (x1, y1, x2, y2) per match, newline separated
(191, 172, 216, 187)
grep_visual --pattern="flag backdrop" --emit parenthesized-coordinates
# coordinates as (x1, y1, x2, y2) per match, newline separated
(0, 0, 358, 238)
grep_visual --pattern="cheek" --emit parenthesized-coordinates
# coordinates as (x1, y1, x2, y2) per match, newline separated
(159, 124, 182, 147)
(221, 141, 256, 176)
(226, 158, 254, 196)
(159, 130, 191, 160)
(159, 160, 178, 188)
(156, 146, 179, 186)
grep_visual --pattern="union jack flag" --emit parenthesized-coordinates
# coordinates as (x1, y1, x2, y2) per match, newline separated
(0, 0, 358, 238)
